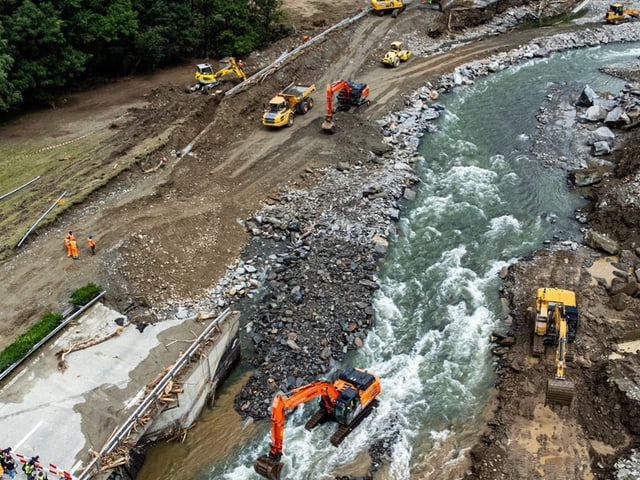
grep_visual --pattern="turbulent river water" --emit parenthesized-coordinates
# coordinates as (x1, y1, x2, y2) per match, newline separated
(136, 43, 640, 480)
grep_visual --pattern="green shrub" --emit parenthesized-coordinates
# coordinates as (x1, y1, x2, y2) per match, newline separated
(70, 282, 102, 306)
(0, 311, 63, 372)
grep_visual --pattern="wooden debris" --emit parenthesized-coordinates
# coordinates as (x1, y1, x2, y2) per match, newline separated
(56, 323, 130, 370)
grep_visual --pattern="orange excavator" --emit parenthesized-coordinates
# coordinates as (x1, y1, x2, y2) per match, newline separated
(253, 367, 381, 480)
(322, 80, 371, 133)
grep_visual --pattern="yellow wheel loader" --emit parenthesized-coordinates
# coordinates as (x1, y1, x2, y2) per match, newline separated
(604, 3, 639, 23)
(381, 41, 412, 68)
(531, 288, 579, 407)
(187, 57, 247, 94)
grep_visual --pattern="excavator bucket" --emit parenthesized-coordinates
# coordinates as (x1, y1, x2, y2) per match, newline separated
(545, 378, 575, 406)
(322, 119, 336, 133)
(254, 456, 284, 480)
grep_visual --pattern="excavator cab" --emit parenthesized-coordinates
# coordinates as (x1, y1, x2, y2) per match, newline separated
(195, 63, 214, 77)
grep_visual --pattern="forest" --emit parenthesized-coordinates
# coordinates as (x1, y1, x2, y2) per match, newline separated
(0, 0, 289, 112)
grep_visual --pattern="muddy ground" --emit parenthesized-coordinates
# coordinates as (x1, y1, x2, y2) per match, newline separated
(2, 0, 640, 478)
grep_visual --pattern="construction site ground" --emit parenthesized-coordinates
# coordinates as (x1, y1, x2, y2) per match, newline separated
(2, 0, 640, 478)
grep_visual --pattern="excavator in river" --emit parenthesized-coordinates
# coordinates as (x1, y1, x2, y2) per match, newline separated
(187, 57, 247, 94)
(322, 80, 371, 133)
(531, 287, 580, 406)
(253, 367, 381, 480)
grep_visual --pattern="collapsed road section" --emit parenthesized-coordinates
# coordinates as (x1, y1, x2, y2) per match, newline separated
(0, 302, 239, 480)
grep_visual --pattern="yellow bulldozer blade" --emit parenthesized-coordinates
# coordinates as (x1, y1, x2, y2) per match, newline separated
(254, 456, 284, 480)
(545, 378, 575, 406)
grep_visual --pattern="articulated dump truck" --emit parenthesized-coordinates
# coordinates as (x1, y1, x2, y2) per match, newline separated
(262, 82, 316, 128)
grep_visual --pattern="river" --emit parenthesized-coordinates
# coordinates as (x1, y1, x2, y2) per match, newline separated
(136, 42, 639, 480)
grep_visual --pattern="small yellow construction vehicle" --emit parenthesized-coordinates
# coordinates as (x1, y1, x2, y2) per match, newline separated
(187, 57, 247, 94)
(604, 2, 639, 23)
(531, 287, 580, 407)
(262, 83, 316, 128)
(381, 41, 412, 68)
(370, 0, 406, 17)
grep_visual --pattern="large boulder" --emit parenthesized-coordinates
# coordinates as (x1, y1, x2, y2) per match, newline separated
(590, 126, 615, 145)
(577, 85, 597, 107)
(582, 105, 608, 122)
(584, 229, 620, 255)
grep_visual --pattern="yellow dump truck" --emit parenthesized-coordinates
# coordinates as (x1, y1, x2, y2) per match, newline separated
(262, 83, 316, 128)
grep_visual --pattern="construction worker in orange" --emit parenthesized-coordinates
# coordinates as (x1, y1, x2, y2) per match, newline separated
(69, 236, 79, 260)
(64, 231, 75, 257)
(87, 234, 96, 255)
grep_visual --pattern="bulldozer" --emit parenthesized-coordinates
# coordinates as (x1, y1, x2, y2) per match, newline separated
(370, 0, 407, 17)
(187, 57, 247, 94)
(381, 41, 412, 68)
(322, 80, 371, 133)
(253, 367, 381, 480)
(604, 2, 640, 23)
(531, 287, 580, 406)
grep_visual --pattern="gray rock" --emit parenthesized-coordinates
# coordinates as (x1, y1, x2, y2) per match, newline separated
(584, 229, 620, 255)
(583, 105, 608, 122)
(592, 140, 611, 156)
(577, 85, 597, 107)
(590, 126, 615, 145)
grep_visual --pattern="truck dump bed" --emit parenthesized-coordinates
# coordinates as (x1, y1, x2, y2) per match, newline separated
(281, 83, 315, 100)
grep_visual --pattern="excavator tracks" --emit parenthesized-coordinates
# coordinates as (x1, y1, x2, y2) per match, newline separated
(330, 399, 379, 446)
(532, 334, 545, 357)
(305, 408, 331, 431)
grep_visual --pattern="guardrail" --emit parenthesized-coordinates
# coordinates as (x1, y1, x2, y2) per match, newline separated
(225, 8, 371, 96)
(0, 291, 106, 384)
(77, 307, 233, 480)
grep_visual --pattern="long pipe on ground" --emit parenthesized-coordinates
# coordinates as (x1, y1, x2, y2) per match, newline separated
(0, 176, 41, 202)
(16, 191, 67, 248)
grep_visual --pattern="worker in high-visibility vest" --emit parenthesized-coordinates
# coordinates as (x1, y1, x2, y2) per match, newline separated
(87, 235, 96, 255)
(69, 237, 79, 260)
(64, 231, 75, 257)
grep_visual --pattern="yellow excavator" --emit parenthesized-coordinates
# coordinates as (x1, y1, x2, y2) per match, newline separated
(531, 288, 579, 406)
(187, 57, 247, 94)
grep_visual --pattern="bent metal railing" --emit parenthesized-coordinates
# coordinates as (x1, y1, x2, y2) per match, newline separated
(0, 291, 106, 384)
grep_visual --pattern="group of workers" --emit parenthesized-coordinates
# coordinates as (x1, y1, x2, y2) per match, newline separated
(1, 448, 46, 480)
(64, 231, 95, 260)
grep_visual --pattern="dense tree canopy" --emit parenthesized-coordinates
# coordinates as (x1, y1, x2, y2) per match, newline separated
(0, 0, 289, 112)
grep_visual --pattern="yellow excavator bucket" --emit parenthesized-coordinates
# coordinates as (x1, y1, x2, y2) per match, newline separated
(546, 378, 575, 406)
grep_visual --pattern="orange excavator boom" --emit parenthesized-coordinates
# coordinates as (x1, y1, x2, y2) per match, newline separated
(268, 381, 339, 458)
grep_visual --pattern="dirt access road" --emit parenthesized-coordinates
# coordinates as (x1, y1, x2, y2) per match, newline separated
(2, 0, 637, 478)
